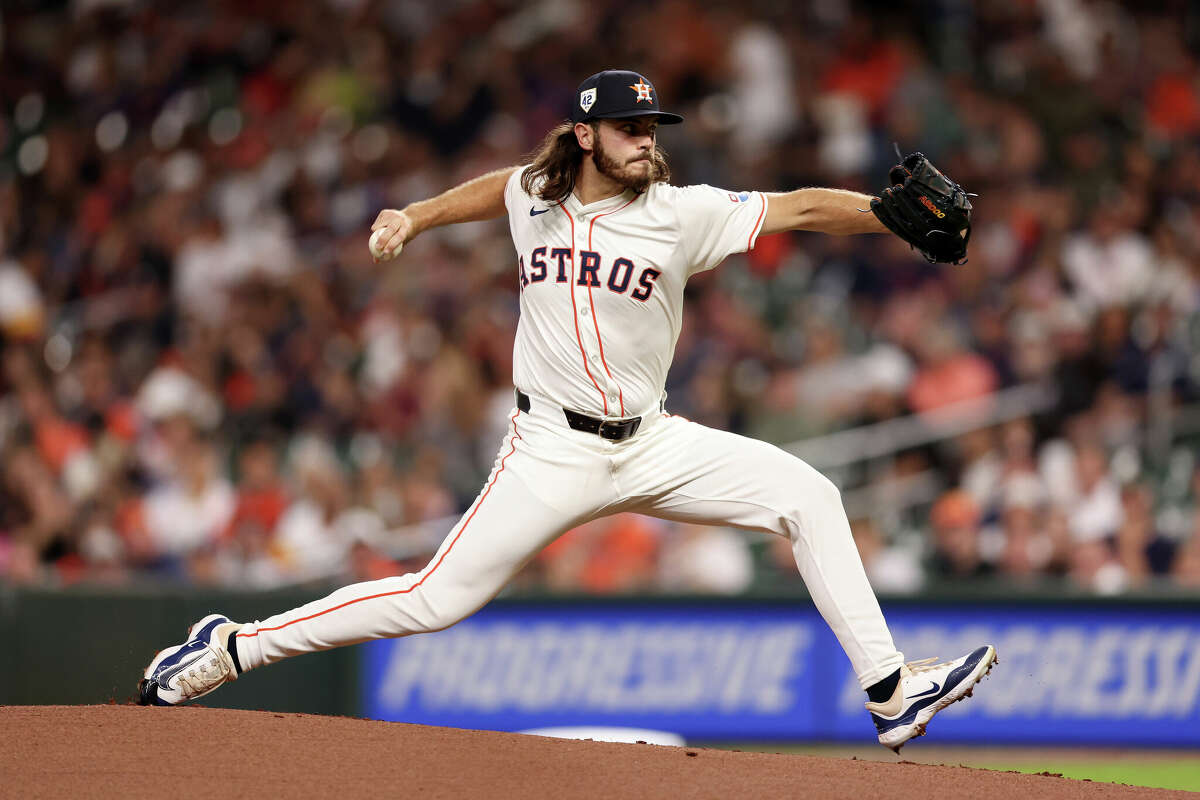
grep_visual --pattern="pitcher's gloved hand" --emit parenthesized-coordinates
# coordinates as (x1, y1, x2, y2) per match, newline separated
(871, 152, 973, 265)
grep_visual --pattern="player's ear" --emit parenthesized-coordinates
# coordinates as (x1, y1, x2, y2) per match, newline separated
(574, 122, 594, 153)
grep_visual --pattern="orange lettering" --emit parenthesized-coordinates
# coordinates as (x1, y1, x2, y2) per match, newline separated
(920, 196, 946, 218)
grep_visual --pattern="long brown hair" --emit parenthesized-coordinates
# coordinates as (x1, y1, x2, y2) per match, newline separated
(521, 121, 670, 203)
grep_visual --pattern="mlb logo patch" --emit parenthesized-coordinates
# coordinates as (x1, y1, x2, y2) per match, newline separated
(728, 191, 751, 203)
(580, 88, 597, 113)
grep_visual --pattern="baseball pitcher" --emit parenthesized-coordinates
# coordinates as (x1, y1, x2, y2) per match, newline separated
(139, 70, 991, 752)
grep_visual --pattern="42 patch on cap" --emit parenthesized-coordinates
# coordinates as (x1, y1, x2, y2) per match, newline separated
(580, 88, 597, 113)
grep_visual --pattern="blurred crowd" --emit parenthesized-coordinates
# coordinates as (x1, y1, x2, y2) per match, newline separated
(1, 0, 1199, 595)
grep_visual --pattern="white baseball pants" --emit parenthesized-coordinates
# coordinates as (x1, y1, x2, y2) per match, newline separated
(234, 395, 905, 689)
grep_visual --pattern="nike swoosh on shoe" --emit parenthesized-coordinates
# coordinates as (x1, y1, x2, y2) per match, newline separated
(908, 680, 942, 700)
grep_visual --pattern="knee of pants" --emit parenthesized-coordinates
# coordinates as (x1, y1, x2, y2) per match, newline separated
(779, 469, 844, 541)
(401, 581, 484, 633)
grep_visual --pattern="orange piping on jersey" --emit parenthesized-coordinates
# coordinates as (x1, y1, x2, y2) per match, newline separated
(237, 411, 524, 639)
(749, 192, 767, 250)
(586, 195, 639, 417)
(557, 201, 608, 414)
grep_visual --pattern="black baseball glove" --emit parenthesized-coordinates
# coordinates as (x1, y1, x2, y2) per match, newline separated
(871, 152, 972, 264)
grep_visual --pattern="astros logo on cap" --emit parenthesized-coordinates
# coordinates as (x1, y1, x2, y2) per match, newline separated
(630, 79, 653, 103)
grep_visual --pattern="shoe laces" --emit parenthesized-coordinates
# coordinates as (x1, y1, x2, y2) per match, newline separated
(904, 656, 943, 675)
(175, 647, 233, 697)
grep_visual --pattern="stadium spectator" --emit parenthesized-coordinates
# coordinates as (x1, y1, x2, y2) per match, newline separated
(928, 490, 990, 579)
(851, 517, 924, 594)
(140, 436, 234, 574)
(539, 515, 661, 594)
(657, 523, 756, 595)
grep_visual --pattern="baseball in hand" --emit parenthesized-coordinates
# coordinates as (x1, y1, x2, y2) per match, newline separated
(369, 228, 401, 261)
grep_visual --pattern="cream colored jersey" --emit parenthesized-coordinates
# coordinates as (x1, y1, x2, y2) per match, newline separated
(503, 166, 768, 419)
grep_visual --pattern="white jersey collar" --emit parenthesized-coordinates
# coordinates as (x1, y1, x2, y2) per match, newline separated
(565, 187, 641, 216)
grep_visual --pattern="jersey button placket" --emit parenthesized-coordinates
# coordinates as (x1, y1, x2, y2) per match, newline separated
(573, 220, 607, 409)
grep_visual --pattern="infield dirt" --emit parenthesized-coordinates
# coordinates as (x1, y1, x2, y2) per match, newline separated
(0, 705, 1190, 799)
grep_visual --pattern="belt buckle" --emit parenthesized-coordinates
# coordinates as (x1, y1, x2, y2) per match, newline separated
(599, 417, 640, 440)
(598, 421, 621, 440)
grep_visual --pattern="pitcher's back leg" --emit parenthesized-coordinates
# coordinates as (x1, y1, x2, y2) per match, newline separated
(621, 415, 904, 688)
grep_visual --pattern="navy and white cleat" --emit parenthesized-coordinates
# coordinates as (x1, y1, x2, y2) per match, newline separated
(866, 645, 997, 753)
(138, 614, 240, 706)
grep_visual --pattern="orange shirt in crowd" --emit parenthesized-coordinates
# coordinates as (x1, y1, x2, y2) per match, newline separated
(222, 487, 290, 543)
(540, 514, 660, 593)
(907, 354, 998, 414)
(35, 418, 90, 473)
(1147, 73, 1200, 138)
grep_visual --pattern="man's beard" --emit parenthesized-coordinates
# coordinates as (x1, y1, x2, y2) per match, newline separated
(592, 137, 662, 192)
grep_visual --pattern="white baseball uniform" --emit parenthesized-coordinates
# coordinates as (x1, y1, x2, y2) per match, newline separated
(233, 168, 905, 690)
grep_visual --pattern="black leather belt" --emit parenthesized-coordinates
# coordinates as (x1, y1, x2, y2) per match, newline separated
(516, 390, 641, 441)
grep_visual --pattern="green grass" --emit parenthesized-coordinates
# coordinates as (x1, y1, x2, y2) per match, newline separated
(977, 761, 1200, 793)
(705, 743, 1200, 793)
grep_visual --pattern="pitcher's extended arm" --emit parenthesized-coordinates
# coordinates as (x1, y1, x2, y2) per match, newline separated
(760, 187, 887, 237)
(370, 167, 519, 259)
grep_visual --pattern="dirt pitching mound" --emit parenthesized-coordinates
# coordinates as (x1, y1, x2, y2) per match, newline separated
(0, 706, 1187, 799)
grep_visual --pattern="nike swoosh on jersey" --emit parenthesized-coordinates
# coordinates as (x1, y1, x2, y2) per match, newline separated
(908, 680, 942, 700)
(529, 207, 550, 216)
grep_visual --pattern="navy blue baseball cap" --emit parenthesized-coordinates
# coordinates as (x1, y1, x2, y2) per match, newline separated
(570, 70, 683, 125)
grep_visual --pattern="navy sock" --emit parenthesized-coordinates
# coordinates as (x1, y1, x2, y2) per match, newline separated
(866, 668, 901, 704)
(226, 631, 243, 674)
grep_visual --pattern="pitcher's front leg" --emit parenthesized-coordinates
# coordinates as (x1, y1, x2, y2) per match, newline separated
(234, 463, 584, 670)
(139, 411, 612, 705)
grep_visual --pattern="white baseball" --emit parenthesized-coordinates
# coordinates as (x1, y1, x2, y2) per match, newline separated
(369, 228, 401, 261)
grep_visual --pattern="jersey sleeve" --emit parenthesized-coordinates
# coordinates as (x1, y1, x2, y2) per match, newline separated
(672, 184, 769, 274)
(504, 165, 532, 212)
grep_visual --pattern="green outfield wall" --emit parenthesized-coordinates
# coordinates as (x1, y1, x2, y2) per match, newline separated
(0, 584, 358, 714)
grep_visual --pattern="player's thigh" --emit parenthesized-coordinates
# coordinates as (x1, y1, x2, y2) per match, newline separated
(412, 411, 611, 607)
(625, 415, 840, 535)
(416, 466, 593, 600)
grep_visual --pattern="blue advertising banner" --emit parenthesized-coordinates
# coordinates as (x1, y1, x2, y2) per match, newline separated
(361, 602, 1200, 745)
